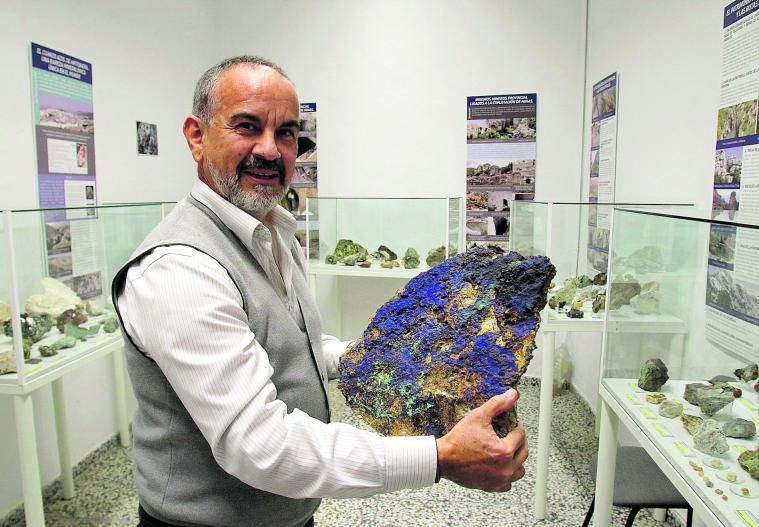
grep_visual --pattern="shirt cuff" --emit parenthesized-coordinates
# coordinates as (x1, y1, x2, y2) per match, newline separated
(382, 435, 438, 492)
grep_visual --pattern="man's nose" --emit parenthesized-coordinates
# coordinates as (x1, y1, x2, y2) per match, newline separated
(252, 130, 281, 160)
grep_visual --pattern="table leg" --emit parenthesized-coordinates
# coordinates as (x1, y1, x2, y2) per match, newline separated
(13, 394, 46, 526)
(534, 330, 555, 519)
(51, 379, 74, 499)
(112, 349, 130, 447)
(592, 398, 619, 527)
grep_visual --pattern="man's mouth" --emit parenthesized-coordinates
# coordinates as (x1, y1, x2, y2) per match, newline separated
(242, 168, 279, 180)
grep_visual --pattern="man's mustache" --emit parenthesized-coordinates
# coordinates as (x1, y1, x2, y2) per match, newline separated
(237, 156, 286, 184)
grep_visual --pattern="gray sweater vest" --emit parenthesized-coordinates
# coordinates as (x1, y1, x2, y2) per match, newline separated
(111, 196, 330, 527)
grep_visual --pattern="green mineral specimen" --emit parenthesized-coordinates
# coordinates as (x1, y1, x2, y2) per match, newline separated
(698, 386, 738, 417)
(55, 307, 87, 333)
(722, 418, 756, 439)
(51, 336, 77, 351)
(693, 419, 729, 456)
(372, 245, 397, 262)
(638, 358, 669, 392)
(325, 239, 369, 265)
(659, 400, 683, 419)
(402, 248, 420, 269)
(681, 414, 704, 435)
(4, 313, 54, 343)
(684, 382, 710, 405)
(39, 345, 58, 357)
(102, 318, 120, 333)
(425, 246, 446, 267)
(63, 324, 100, 341)
(738, 449, 759, 480)
(554, 286, 576, 308)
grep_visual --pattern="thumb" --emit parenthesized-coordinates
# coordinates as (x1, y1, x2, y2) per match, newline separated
(476, 389, 518, 422)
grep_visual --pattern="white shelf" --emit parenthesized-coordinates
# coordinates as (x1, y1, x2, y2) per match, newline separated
(602, 378, 759, 527)
(307, 261, 429, 279)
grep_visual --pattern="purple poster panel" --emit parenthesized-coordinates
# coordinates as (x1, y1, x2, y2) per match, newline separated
(31, 43, 99, 291)
(466, 93, 537, 252)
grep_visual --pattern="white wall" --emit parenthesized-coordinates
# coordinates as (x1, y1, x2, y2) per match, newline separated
(0, 0, 215, 517)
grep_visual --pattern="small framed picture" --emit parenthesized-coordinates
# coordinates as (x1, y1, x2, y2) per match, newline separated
(136, 121, 158, 155)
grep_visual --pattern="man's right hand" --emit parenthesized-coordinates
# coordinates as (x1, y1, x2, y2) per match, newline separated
(435, 389, 528, 492)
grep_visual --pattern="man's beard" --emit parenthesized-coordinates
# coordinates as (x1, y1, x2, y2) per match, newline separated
(207, 157, 288, 215)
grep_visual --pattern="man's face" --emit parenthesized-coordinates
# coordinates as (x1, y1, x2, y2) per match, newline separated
(191, 65, 300, 215)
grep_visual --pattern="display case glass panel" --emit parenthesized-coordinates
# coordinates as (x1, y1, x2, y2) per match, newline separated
(0, 203, 170, 391)
(601, 207, 759, 526)
(305, 197, 464, 277)
(510, 201, 691, 323)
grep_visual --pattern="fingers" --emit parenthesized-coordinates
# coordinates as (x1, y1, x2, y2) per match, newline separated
(475, 388, 519, 422)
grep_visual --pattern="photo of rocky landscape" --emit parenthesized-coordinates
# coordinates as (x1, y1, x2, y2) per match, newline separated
(487, 190, 512, 212)
(297, 136, 317, 162)
(46, 222, 71, 254)
(466, 215, 487, 236)
(714, 147, 742, 184)
(39, 92, 94, 134)
(717, 99, 757, 140)
(467, 161, 515, 187)
(712, 187, 739, 211)
(467, 117, 536, 141)
(592, 85, 616, 119)
(467, 191, 488, 210)
(707, 265, 759, 323)
(293, 165, 317, 185)
(709, 227, 736, 265)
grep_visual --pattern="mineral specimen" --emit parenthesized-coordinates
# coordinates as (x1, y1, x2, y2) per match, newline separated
(64, 324, 100, 341)
(609, 275, 641, 310)
(722, 418, 756, 439)
(592, 272, 607, 286)
(425, 246, 446, 268)
(51, 336, 77, 351)
(325, 239, 368, 265)
(659, 400, 683, 419)
(698, 386, 738, 417)
(630, 281, 659, 315)
(0, 301, 10, 324)
(709, 375, 737, 384)
(380, 260, 400, 269)
(25, 277, 82, 317)
(616, 246, 664, 274)
(372, 245, 397, 262)
(342, 254, 360, 266)
(567, 308, 584, 319)
(552, 286, 576, 309)
(681, 414, 704, 435)
(55, 307, 87, 333)
(85, 300, 106, 316)
(637, 358, 669, 392)
(4, 313, 54, 343)
(38, 345, 58, 357)
(738, 449, 759, 480)
(0, 352, 16, 375)
(592, 293, 606, 313)
(734, 363, 759, 382)
(402, 248, 420, 269)
(338, 247, 555, 437)
(693, 419, 729, 456)
(102, 318, 120, 333)
(684, 382, 710, 405)
(645, 392, 666, 405)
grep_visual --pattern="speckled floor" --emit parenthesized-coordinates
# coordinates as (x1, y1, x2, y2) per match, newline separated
(1, 380, 681, 526)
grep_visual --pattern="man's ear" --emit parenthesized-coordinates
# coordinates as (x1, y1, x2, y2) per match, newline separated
(183, 115, 205, 163)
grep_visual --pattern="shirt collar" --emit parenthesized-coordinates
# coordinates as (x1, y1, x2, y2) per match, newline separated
(190, 179, 297, 251)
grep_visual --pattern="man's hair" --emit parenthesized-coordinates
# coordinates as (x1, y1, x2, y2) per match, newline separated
(192, 55, 290, 123)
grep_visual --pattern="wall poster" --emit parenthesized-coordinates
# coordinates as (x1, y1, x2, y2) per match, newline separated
(705, 0, 759, 363)
(465, 93, 537, 252)
(30, 43, 102, 299)
(586, 73, 618, 272)
(290, 102, 318, 258)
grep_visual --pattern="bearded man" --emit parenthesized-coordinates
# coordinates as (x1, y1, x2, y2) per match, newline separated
(112, 56, 527, 527)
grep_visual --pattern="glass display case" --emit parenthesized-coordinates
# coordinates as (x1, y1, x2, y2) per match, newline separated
(0, 202, 171, 391)
(305, 197, 464, 278)
(597, 207, 759, 527)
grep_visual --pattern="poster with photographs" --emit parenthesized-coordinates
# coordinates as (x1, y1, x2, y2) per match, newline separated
(137, 121, 158, 155)
(289, 102, 319, 259)
(586, 73, 618, 272)
(704, 0, 759, 362)
(466, 93, 537, 252)
(30, 42, 102, 296)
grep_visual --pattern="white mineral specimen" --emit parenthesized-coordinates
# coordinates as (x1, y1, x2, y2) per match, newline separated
(25, 278, 82, 317)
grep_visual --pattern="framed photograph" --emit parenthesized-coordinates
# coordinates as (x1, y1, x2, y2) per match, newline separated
(137, 121, 159, 155)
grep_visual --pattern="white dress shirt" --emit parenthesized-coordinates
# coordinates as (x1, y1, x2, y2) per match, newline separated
(117, 179, 437, 499)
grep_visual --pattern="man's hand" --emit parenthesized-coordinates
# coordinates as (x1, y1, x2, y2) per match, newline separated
(435, 389, 528, 492)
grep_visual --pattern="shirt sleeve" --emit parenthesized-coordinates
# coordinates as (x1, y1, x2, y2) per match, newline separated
(117, 246, 437, 499)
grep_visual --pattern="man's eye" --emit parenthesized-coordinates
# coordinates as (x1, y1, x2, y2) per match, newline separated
(278, 129, 296, 139)
(236, 123, 258, 132)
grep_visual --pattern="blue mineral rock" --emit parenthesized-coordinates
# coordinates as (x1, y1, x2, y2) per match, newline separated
(338, 246, 555, 438)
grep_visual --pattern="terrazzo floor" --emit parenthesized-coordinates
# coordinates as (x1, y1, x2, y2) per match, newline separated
(1, 380, 681, 527)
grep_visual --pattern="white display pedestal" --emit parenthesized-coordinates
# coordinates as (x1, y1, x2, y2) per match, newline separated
(0, 340, 129, 527)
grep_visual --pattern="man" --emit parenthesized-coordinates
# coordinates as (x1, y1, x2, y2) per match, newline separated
(112, 56, 528, 527)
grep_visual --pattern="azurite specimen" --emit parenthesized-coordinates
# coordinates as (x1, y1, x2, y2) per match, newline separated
(338, 247, 555, 438)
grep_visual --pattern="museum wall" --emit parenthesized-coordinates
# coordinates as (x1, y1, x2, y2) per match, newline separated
(0, 0, 215, 517)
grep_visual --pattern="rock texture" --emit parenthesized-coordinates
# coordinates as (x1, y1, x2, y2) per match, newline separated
(637, 358, 669, 392)
(339, 247, 555, 438)
(738, 449, 759, 480)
